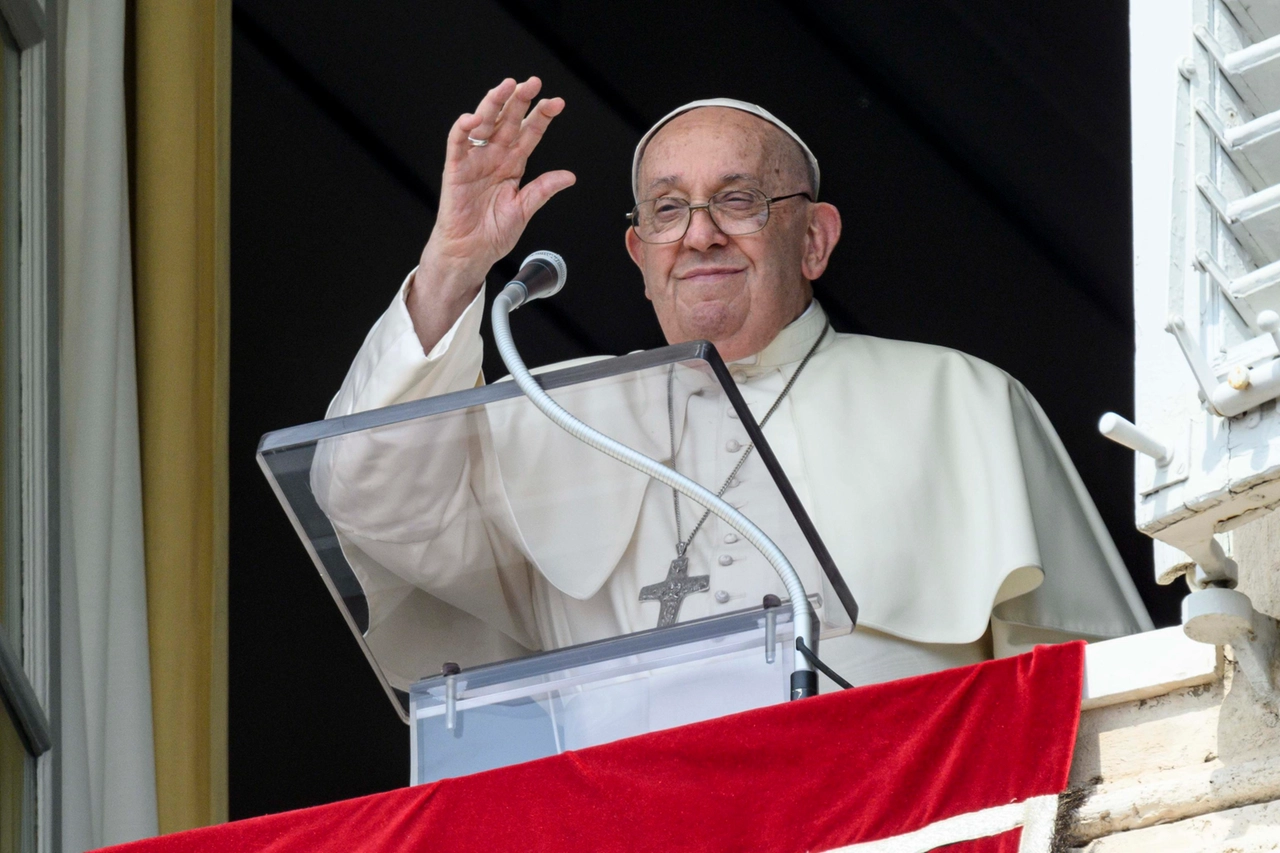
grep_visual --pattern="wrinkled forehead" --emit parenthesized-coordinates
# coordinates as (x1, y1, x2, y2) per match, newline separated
(632, 100, 820, 200)
(637, 109, 787, 195)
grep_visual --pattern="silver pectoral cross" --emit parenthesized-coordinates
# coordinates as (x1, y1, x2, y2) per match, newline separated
(639, 555, 710, 628)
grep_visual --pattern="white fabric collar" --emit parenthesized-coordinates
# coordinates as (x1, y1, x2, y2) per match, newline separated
(728, 299, 829, 374)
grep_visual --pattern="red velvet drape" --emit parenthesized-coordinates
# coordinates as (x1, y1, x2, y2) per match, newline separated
(98, 641, 1084, 853)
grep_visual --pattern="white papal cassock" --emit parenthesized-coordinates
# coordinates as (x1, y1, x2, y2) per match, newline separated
(314, 272, 1153, 691)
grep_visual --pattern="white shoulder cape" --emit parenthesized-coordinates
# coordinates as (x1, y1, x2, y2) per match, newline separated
(319, 279, 1152, 684)
(483, 331, 1150, 643)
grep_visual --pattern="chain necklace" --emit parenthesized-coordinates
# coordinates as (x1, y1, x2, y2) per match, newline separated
(670, 319, 830, 552)
(638, 319, 830, 627)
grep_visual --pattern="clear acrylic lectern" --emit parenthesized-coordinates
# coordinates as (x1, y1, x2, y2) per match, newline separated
(257, 342, 857, 783)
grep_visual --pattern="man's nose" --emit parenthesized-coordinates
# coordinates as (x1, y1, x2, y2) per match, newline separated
(682, 206, 729, 251)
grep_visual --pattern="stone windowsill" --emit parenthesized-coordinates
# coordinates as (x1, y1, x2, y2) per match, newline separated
(1081, 625, 1220, 710)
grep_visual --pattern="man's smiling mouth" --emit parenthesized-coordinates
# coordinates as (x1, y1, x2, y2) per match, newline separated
(675, 266, 746, 283)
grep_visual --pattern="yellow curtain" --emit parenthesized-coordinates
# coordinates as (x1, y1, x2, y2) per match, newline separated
(130, 0, 230, 832)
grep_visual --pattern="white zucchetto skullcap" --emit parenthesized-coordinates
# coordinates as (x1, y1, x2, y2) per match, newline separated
(631, 98, 821, 201)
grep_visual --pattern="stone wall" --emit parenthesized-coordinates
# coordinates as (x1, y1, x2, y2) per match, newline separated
(1067, 514, 1280, 851)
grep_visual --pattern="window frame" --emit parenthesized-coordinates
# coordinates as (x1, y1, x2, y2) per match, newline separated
(0, 0, 60, 851)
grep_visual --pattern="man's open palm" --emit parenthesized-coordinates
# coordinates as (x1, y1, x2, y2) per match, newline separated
(431, 76, 575, 277)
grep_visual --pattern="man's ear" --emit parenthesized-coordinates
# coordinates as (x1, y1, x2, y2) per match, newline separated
(625, 226, 654, 300)
(801, 202, 842, 282)
(625, 226, 644, 270)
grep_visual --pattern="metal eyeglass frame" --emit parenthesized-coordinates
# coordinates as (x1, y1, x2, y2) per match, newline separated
(626, 189, 813, 244)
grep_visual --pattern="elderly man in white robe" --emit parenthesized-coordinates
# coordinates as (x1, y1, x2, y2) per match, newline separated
(320, 76, 1152, 692)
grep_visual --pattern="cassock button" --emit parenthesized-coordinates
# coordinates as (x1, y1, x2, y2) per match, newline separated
(714, 590, 731, 604)
(725, 439, 742, 452)
(727, 478, 740, 489)
(726, 409, 739, 420)
(718, 554, 734, 566)
(724, 533, 739, 544)
(732, 372, 747, 384)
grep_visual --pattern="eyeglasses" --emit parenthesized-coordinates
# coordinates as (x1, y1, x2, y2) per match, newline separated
(626, 188, 813, 244)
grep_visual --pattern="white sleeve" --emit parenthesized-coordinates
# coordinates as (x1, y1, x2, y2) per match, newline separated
(312, 270, 540, 653)
(327, 269, 487, 417)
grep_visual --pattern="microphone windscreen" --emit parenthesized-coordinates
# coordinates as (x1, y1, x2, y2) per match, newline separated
(513, 250, 567, 302)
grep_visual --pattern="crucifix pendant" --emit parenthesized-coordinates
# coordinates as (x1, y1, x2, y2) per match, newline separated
(639, 555, 711, 628)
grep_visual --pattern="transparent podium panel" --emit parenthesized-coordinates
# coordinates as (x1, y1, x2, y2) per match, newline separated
(257, 342, 856, 724)
(409, 606, 794, 784)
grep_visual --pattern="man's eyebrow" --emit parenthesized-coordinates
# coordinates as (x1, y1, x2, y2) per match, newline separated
(647, 175, 682, 193)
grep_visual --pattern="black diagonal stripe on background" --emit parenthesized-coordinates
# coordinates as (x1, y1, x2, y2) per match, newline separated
(232, 3, 606, 356)
(490, 0, 652, 134)
(231, 7, 435, 210)
(775, 0, 1127, 329)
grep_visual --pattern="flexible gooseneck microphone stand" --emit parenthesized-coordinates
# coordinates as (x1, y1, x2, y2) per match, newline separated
(490, 251, 817, 699)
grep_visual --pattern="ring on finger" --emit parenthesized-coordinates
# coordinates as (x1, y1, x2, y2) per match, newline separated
(467, 136, 490, 148)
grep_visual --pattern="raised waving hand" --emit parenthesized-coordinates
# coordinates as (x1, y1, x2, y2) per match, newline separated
(410, 77, 575, 352)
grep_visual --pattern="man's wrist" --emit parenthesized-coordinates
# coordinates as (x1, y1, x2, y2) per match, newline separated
(406, 249, 487, 355)
(412, 251, 485, 300)
(418, 233, 492, 287)
(406, 267, 481, 321)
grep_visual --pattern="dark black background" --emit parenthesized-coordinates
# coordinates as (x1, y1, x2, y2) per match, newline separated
(230, 0, 1174, 820)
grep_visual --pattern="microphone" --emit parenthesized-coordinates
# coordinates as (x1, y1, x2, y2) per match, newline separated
(502, 251, 567, 309)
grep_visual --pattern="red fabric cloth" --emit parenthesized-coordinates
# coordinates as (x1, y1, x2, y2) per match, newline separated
(98, 641, 1084, 853)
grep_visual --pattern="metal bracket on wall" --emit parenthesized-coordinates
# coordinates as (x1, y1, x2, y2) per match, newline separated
(1099, 412, 1190, 495)
(1184, 585, 1279, 702)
